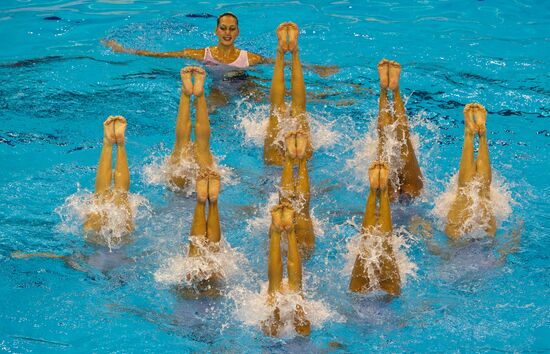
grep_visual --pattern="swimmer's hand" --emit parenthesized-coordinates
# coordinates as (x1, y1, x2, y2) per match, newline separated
(101, 39, 129, 53)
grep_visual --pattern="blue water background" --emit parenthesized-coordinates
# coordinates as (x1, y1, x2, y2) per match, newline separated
(0, 0, 549, 352)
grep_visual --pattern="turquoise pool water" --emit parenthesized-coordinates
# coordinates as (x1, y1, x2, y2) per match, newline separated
(1, 0, 549, 352)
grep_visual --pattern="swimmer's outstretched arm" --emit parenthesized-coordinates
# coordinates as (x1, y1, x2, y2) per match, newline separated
(102, 39, 205, 60)
(102, 39, 269, 64)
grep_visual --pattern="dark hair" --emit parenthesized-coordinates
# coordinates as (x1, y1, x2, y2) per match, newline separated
(217, 12, 238, 27)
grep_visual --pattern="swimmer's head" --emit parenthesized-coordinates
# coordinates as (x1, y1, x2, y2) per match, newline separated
(216, 12, 239, 46)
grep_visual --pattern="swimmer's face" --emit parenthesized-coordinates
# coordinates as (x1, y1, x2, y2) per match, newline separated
(215, 16, 239, 46)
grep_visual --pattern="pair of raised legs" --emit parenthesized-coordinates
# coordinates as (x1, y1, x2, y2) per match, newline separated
(280, 130, 315, 254)
(446, 103, 496, 239)
(83, 116, 133, 238)
(168, 66, 214, 188)
(349, 162, 401, 296)
(262, 202, 310, 337)
(264, 22, 312, 165)
(188, 169, 221, 257)
(377, 59, 423, 199)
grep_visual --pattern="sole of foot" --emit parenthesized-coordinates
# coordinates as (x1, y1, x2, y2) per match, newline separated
(181, 67, 194, 96)
(378, 162, 389, 191)
(207, 170, 221, 203)
(113, 116, 127, 145)
(472, 103, 487, 135)
(378, 59, 389, 89)
(196, 170, 209, 203)
(388, 60, 401, 92)
(103, 116, 117, 145)
(286, 22, 299, 53)
(192, 66, 206, 96)
(281, 203, 295, 231)
(271, 204, 284, 232)
(463, 103, 478, 134)
(276, 23, 289, 53)
(295, 130, 308, 160)
(285, 131, 297, 159)
(369, 161, 381, 190)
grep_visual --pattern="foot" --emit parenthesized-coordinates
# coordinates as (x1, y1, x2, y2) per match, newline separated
(196, 170, 209, 203)
(207, 170, 221, 203)
(378, 59, 390, 89)
(286, 22, 299, 53)
(472, 103, 487, 136)
(276, 23, 288, 53)
(271, 204, 284, 232)
(103, 116, 116, 145)
(192, 66, 206, 97)
(388, 60, 401, 92)
(280, 202, 295, 231)
(379, 162, 389, 191)
(285, 131, 297, 159)
(463, 103, 478, 134)
(295, 129, 308, 160)
(368, 161, 380, 191)
(180, 67, 194, 96)
(112, 116, 127, 145)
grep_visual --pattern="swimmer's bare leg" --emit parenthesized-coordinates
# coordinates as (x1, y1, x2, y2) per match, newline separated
(264, 23, 288, 166)
(288, 22, 312, 159)
(112, 116, 134, 233)
(268, 204, 284, 295)
(283, 203, 311, 336)
(376, 60, 397, 198)
(189, 170, 208, 257)
(84, 117, 115, 233)
(192, 67, 214, 170)
(362, 162, 379, 230)
(445, 104, 478, 239)
(280, 132, 296, 204)
(473, 104, 496, 236)
(377, 59, 392, 156)
(113, 116, 130, 192)
(262, 204, 285, 336)
(377, 162, 401, 296)
(389, 61, 423, 198)
(11, 252, 86, 273)
(294, 130, 315, 253)
(349, 162, 379, 293)
(206, 170, 221, 246)
(95, 116, 116, 195)
(168, 68, 194, 188)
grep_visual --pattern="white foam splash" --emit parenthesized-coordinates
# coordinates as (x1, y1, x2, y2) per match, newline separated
(229, 282, 337, 337)
(143, 146, 238, 195)
(342, 226, 418, 291)
(154, 238, 245, 287)
(432, 172, 513, 236)
(55, 187, 151, 250)
(236, 101, 340, 151)
(345, 109, 439, 196)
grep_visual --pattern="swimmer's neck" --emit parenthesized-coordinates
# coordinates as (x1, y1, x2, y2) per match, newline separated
(212, 43, 240, 57)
